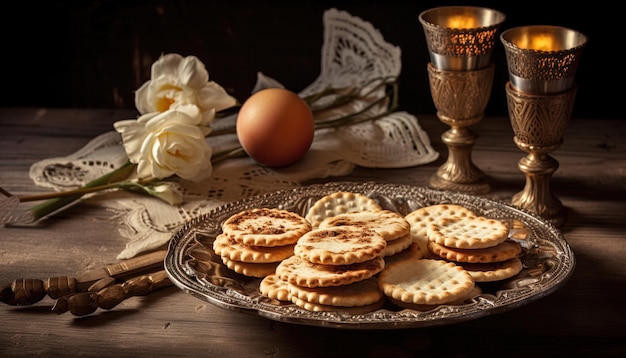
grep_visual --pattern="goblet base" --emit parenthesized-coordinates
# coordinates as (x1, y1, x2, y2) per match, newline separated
(512, 191, 567, 228)
(430, 126, 489, 194)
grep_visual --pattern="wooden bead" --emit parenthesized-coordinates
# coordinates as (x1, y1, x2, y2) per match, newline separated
(67, 292, 99, 316)
(12, 279, 45, 306)
(44, 276, 77, 299)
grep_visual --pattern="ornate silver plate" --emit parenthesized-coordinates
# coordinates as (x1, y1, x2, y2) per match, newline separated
(164, 182, 575, 329)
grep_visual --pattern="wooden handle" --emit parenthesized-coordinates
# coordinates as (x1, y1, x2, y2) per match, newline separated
(75, 250, 167, 290)
(53, 270, 172, 316)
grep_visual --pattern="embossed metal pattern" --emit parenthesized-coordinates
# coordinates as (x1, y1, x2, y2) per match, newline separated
(505, 83, 576, 148)
(501, 25, 586, 82)
(165, 182, 574, 329)
(501, 25, 587, 94)
(427, 63, 494, 124)
(419, 7, 504, 58)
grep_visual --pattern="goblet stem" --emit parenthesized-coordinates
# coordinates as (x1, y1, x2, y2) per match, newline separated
(430, 126, 488, 194)
(512, 153, 566, 227)
(427, 63, 494, 194)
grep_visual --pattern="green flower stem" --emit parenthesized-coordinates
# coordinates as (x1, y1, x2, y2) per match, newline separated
(24, 161, 137, 221)
(211, 147, 248, 164)
(17, 146, 248, 222)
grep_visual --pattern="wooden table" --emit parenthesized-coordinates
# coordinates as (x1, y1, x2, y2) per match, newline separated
(1, 108, 625, 357)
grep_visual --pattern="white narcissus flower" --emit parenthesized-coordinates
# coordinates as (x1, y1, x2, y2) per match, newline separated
(135, 53, 238, 118)
(114, 104, 214, 182)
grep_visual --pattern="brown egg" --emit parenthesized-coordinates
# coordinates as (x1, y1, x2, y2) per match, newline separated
(236, 88, 315, 167)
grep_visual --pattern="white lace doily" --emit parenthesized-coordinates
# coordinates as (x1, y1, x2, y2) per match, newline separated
(29, 8, 438, 259)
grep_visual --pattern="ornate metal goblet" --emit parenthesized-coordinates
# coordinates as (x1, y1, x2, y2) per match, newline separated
(419, 6, 506, 194)
(501, 25, 587, 227)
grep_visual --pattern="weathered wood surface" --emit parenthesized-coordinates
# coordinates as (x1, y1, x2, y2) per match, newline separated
(1, 108, 625, 357)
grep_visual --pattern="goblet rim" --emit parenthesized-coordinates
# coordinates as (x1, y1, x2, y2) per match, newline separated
(500, 25, 587, 55)
(418, 6, 506, 32)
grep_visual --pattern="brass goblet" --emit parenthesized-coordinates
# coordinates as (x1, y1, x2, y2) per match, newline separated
(501, 25, 587, 227)
(419, 6, 505, 194)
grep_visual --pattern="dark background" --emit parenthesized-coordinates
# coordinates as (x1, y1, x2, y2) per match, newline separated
(1, 0, 619, 119)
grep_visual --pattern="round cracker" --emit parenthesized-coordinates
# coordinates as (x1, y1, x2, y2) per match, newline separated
(287, 277, 382, 307)
(275, 255, 385, 288)
(294, 226, 387, 265)
(213, 234, 295, 263)
(220, 256, 278, 278)
(305, 192, 382, 228)
(389, 285, 482, 311)
(383, 233, 413, 257)
(428, 240, 522, 263)
(290, 296, 385, 314)
(427, 216, 510, 249)
(259, 274, 291, 301)
(319, 209, 410, 241)
(222, 208, 311, 247)
(458, 257, 523, 282)
(384, 242, 425, 266)
(378, 258, 475, 306)
(405, 204, 477, 259)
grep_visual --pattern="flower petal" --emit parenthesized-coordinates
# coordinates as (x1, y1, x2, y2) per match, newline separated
(197, 82, 239, 112)
(177, 55, 209, 88)
(113, 117, 150, 163)
(151, 53, 185, 78)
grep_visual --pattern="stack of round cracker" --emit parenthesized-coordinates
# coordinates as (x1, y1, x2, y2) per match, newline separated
(213, 208, 311, 278)
(411, 204, 524, 283)
(319, 209, 413, 257)
(404, 204, 478, 260)
(379, 205, 481, 310)
(271, 225, 387, 313)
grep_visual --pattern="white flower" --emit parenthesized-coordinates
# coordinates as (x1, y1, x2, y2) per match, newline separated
(135, 53, 237, 119)
(114, 104, 214, 182)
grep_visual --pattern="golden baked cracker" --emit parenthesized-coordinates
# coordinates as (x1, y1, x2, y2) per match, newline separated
(291, 296, 385, 314)
(220, 256, 278, 278)
(384, 242, 424, 266)
(427, 216, 510, 249)
(294, 226, 387, 265)
(275, 255, 385, 288)
(221, 208, 311, 247)
(213, 233, 295, 263)
(405, 204, 477, 259)
(383, 233, 413, 257)
(428, 240, 522, 263)
(378, 258, 475, 306)
(388, 285, 482, 311)
(305, 192, 382, 228)
(259, 274, 291, 301)
(287, 277, 382, 307)
(458, 257, 523, 282)
(319, 209, 410, 241)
